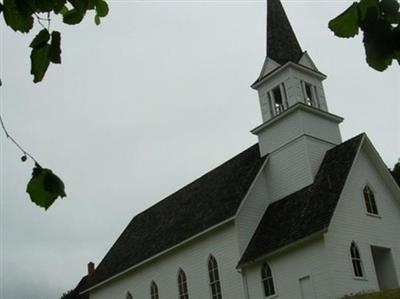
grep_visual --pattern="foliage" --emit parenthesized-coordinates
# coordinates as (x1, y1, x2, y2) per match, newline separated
(60, 289, 75, 299)
(26, 164, 66, 209)
(329, 0, 400, 71)
(341, 288, 400, 298)
(60, 289, 78, 299)
(1, 0, 109, 82)
(391, 161, 400, 186)
(1, 0, 108, 210)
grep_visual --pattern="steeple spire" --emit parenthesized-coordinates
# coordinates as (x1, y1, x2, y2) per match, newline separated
(267, 0, 303, 64)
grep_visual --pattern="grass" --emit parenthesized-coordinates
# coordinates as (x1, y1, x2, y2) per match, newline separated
(341, 289, 400, 299)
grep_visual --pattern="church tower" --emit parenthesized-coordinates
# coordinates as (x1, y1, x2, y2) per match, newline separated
(253, 0, 344, 201)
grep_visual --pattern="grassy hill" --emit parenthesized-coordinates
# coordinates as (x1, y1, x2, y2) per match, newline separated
(341, 289, 400, 299)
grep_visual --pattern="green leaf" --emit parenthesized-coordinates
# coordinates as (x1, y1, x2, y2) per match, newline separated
(35, 0, 57, 12)
(68, 0, 89, 13)
(58, 5, 68, 15)
(329, 3, 360, 38)
(53, 0, 67, 14)
(358, 0, 380, 23)
(380, 0, 400, 15)
(380, 0, 400, 23)
(49, 31, 61, 63)
(63, 8, 85, 24)
(364, 36, 392, 71)
(94, 0, 108, 17)
(29, 29, 50, 48)
(27, 165, 66, 210)
(88, 0, 96, 9)
(94, 14, 100, 25)
(15, 0, 35, 15)
(30, 45, 50, 83)
(3, 0, 34, 33)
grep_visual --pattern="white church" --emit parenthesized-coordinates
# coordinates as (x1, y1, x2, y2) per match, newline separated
(78, 0, 400, 298)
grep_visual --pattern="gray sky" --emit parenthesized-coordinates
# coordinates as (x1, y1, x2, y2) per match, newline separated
(1, 1, 399, 298)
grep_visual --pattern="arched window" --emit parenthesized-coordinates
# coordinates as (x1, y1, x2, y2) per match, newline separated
(126, 291, 133, 299)
(150, 281, 159, 299)
(208, 255, 222, 299)
(178, 268, 189, 299)
(350, 242, 364, 277)
(261, 263, 276, 297)
(363, 185, 378, 215)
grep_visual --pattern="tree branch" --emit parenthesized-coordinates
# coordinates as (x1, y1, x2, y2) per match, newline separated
(0, 81, 41, 166)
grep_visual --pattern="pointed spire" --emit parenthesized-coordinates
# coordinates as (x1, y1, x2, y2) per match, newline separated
(267, 0, 303, 64)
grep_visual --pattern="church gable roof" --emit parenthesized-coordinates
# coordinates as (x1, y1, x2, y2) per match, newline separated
(267, 0, 303, 65)
(83, 144, 267, 291)
(238, 134, 364, 267)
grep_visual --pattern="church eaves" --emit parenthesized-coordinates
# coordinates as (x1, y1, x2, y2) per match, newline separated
(267, 0, 303, 64)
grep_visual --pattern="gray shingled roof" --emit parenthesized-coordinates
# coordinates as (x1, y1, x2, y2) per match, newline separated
(83, 144, 267, 291)
(238, 134, 364, 267)
(267, 0, 303, 64)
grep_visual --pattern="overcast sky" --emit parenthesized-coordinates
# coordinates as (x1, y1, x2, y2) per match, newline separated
(1, 1, 399, 298)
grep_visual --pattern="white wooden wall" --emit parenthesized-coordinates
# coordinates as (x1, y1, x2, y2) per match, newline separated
(304, 136, 336, 177)
(256, 65, 328, 123)
(262, 135, 335, 203)
(264, 136, 314, 202)
(88, 141, 400, 299)
(244, 237, 332, 299)
(255, 107, 342, 156)
(236, 165, 270, 256)
(89, 223, 246, 299)
(324, 145, 400, 298)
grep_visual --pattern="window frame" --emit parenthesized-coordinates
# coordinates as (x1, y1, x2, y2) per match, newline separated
(301, 80, 319, 108)
(350, 242, 365, 279)
(177, 268, 189, 299)
(150, 281, 159, 299)
(268, 83, 288, 117)
(207, 255, 222, 299)
(363, 185, 379, 215)
(261, 263, 276, 298)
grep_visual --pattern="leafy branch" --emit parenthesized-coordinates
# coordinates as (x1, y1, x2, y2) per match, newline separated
(329, 0, 400, 71)
(1, 0, 109, 209)
(1, 0, 109, 82)
(0, 101, 66, 210)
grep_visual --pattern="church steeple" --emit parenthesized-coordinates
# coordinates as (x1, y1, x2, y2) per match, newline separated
(267, 0, 302, 64)
(253, 0, 330, 124)
(250, 0, 344, 202)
